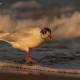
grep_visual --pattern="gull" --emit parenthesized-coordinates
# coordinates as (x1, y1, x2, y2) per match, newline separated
(0, 27, 53, 64)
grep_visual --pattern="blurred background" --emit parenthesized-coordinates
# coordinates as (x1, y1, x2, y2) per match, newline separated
(0, 0, 80, 38)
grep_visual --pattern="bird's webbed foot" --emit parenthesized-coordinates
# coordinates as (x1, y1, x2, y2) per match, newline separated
(27, 58, 37, 65)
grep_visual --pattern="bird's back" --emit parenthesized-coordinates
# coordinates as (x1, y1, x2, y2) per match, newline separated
(0, 27, 44, 50)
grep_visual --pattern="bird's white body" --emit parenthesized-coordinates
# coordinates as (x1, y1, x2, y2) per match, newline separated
(0, 26, 52, 62)
(0, 27, 44, 51)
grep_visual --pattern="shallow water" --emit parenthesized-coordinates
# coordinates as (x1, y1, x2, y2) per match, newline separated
(0, 38, 80, 69)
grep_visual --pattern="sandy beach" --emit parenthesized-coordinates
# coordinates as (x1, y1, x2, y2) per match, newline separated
(0, 73, 80, 80)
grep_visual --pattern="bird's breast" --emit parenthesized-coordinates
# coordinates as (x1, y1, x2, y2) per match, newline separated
(18, 35, 44, 48)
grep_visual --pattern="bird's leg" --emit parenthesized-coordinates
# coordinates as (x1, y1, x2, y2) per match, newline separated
(26, 51, 37, 64)
(18, 54, 26, 63)
(26, 51, 32, 61)
(18, 54, 22, 61)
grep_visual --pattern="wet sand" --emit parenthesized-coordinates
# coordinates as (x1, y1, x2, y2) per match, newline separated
(0, 73, 80, 80)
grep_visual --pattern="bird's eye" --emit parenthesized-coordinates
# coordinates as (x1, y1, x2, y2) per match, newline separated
(40, 30, 47, 34)
(43, 31, 46, 34)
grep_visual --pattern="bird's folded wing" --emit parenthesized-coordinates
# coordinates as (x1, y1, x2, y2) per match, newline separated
(0, 27, 41, 42)
(0, 32, 10, 39)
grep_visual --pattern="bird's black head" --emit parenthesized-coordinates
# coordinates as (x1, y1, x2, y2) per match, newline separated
(40, 27, 53, 40)
(40, 28, 51, 34)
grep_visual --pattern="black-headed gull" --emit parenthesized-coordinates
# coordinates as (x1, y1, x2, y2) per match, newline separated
(0, 27, 53, 64)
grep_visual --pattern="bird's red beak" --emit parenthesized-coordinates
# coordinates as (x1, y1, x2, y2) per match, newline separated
(48, 34, 54, 40)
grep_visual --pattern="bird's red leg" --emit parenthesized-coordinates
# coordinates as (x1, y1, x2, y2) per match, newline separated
(26, 51, 32, 61)
(18, 54, 26, 63)
(26, 51, 37, 64)
(18, 54, 22, 61)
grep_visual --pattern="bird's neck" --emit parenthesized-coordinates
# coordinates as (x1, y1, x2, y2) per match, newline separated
(33, 28, 45, 47)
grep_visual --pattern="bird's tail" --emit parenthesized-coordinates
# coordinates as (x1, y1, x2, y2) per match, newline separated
(0, 33, 10, 40)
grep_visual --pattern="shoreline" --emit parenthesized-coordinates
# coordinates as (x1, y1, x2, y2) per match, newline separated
(0, 60, 80, 78)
